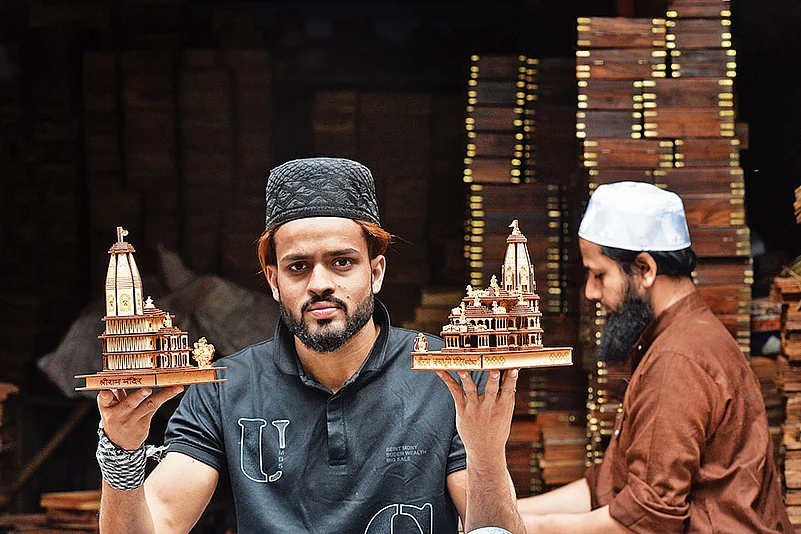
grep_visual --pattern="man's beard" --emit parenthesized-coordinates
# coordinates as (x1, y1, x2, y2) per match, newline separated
(596, 279, 654, 365)
(280, 293, 375, 353)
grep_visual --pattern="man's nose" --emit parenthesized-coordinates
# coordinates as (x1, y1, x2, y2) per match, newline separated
(584, 278, 601, 303)
(307, 264, 335, 295)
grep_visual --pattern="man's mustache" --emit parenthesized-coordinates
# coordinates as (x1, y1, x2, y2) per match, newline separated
(301, 296, 348, 314)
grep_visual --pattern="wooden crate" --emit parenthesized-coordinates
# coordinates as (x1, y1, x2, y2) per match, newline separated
(689, 226, 750, 258)
(588, 168, 655, 186)
(472, 54, 530, 79)
(578, 79, 642, 110)
(576, 49, 667, 80)
(583, 138, 673, 168)
(577, 17, 666, 49)
(577, 109, 642, 139)
(466, 157, 523, 184)
(680, 193, 745, 227)
(666, 18, 731, 50)
(693, 258, 753, 286)
(671, 49, 736, 78)
(470, 80, 524, 107)
(467, 105, 523, 131)
(667, 1, 730, 19)
(644, 77, 733, 108)
(470, 131, 525, 158)
(643, 107, 734, 138)
(653, 166, 743, 195)
(674, 138, 739, 167)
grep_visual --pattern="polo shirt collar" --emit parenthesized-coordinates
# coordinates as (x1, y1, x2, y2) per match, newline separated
(630, 288, 707, 370)
(272, 298, 391, 378)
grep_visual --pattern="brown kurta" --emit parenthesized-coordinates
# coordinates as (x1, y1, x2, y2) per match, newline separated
(586, 290, 791, 533)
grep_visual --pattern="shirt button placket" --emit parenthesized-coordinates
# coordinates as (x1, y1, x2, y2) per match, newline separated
(326, 393, 348, 466)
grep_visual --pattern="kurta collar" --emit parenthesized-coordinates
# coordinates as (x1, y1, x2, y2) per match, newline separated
(629, 289, 707, 371)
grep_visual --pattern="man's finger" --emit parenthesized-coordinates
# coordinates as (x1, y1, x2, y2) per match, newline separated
(459, 371, 478, 396)
(136, 386, 184, 417)
(97, 389, 117, 409)
(485, 369, 501, 397)
(436, 370, 467, 410)
(501, 369, 520, 399)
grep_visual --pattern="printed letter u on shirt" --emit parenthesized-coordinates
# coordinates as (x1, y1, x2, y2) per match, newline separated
(238, 418, 290, 483)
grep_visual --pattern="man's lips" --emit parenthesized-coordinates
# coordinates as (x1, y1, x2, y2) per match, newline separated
(306, 302, 341, 320)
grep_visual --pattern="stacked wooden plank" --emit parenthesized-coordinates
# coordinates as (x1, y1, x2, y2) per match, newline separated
(463, 54, 534, 287)
(82, 48, 275, 293)
(0, 491, 99, 532)
(773, 275, 801, 527)
(221, 50, 275, 288)
(0, 383, 19, 503)
(0, 31, 84, 383)
(459, 54, 586, 496)
(577, 15, 669, 466)
(578, 0, 749, 467)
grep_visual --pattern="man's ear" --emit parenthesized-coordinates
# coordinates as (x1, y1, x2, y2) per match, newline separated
(634, 252, 658, 288)
(265, 265, 280, 302)
(370, 255, 386, 295)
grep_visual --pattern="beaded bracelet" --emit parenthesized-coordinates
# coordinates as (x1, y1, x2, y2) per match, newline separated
(95, 421, 166, 491)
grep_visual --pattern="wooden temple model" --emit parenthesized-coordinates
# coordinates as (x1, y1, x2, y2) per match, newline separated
(75, 227, 225, 390)
(412, 220, 573, 370)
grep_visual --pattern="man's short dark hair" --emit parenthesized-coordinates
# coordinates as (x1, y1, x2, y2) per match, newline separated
(600, 245, 697, 277)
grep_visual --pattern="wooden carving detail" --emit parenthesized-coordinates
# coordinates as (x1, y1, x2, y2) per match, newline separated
(411, 220, 573, 370)
(75, 227, 226, 390)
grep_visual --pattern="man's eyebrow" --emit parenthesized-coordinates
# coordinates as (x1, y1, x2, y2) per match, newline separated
(279, 248, 360, 263)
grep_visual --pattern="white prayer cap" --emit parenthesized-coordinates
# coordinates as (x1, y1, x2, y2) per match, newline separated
(578, 181, 691, 252)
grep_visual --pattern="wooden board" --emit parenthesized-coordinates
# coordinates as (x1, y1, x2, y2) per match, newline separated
(577, 49, 667, 80)
(577, 110, 642, 139)
(583, 138, 673, 168)
(671, 49, 736, 78)
(689, 226, 750, 258)
(411, 348, 573, 370)
(681, 193, 745, 227)
(667, 18, 730, 50)
(674, 137, 739, 167)
(643, 107, 734, 138)
(577, 17, 666, 49)
(76, 366, 226, 390)
(578, 79, 642, 110)
(653, 166, 743, 195)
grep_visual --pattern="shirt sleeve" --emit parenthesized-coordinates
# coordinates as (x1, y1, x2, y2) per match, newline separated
(608, 351, 722, 533)
(446, 369, 490, 474)
(164, 379, 226, 472)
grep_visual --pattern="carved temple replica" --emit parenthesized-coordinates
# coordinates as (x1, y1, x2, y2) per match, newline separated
(75, 227, 225, 390)
(412, 220, 573, 370)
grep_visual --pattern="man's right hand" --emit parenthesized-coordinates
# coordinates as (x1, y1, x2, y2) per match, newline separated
(97, 386, 184, 450)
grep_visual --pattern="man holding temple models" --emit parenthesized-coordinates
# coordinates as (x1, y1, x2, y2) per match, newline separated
(443, 182, 791, 533)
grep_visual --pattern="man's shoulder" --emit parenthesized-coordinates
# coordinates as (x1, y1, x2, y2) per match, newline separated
(216, 338, 275, 370)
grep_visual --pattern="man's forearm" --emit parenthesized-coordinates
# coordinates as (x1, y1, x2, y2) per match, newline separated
(522, 505, 633, 534)
(517, 477, 592, 516)
(99, 482, 155, 534)
(465, 456, 527, 534)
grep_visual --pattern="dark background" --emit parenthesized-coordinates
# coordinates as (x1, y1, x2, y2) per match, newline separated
(1, 0, 800, 526)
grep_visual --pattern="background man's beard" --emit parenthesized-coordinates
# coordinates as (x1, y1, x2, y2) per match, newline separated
(596, 282, 654, 365)
(280, 294, 375, 353)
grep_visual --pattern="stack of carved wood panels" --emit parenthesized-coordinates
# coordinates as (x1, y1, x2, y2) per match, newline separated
(772, 276, 801, 528)
(577, 0, 751, 466)
(82, 49, 274, 292)
(463, 54, 586, 495)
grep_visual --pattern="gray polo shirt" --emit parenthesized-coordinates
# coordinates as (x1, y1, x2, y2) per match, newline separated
(165, 300, 484, 533)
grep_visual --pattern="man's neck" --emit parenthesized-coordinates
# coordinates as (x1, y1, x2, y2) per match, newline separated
(649, 275, 696, 317)
(294, 320, 381, 394)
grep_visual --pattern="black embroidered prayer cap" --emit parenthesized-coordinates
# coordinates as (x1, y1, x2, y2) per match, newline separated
(265, 157, 381, 231)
